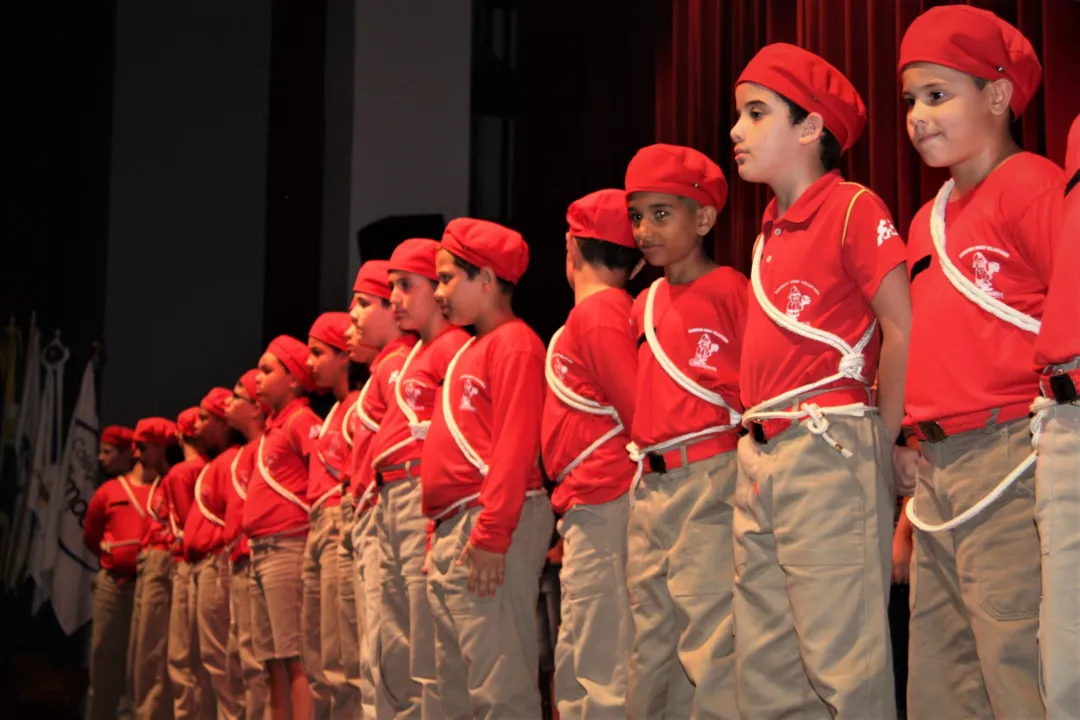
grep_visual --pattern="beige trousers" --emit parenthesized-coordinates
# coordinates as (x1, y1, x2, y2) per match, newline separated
(230, 555, 269, 720)
(337, 500, 363, 705)
(1035, 399, 1080, 719)
(735, 415, 895, 719)
(908, 417, 1042, 719)
(302, 503, 359, 718)
(249, 533, 306, 663)
(426, 493, 555, 720)
(194, 552, 243, 720)
(626, 451, 738, 720)
(352, 505, 385, 719)
(87, 569, 136, 720)
(553, 495, 634, 719)
(168, 560, 214, 719)
(377, 479, 442, 719)
(129, 549, 174, 720)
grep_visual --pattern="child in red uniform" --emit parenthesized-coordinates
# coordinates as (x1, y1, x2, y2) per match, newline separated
(302, 311, 362, 717)
(369, 238, 467, 719)
(98, 425, 135, 477)
(185, 388, 244, 719)
(244, 336, 322, 720)
(347, 260, 416, 718)
(730, 44, 910, 719)
(164, 407, 213, 718)
(224, 369, 270, 720)
(1033, 113, 1080, 720)
(541, 189, 640, 718)
(898, 8, 1064, 718)
(622, 144, 746, 719)
(84, 424, 156, 720)
(127, 418, 179, 720)
(425, 217, 553, 719)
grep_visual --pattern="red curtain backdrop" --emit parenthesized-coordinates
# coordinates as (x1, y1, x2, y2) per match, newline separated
(655, 0, 1080, 274)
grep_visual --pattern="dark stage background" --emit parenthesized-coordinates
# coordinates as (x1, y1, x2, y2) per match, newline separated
(0, 0, 1077, 712)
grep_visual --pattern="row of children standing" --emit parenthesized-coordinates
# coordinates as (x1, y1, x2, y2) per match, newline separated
(81, 5, 1079, 719)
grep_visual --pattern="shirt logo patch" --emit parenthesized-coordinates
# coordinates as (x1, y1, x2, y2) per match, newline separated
(876, 218, 898, 246)
(688, 329, 728, 371)
(773, 280, 821, 321)
(308, 425, 321, 440)
(459, 374, 485, 412)
(388, 369, 400, 386)
(403, 379, 425, 411)
(552, 353, 573, 381)
(958, 245, 1009, 299)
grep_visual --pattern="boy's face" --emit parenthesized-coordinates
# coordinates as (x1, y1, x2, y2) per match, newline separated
(194, 408, 230, 451)
(389, 270, 439, 332)
(434, 249, 484, 327)
(731, 82, 815, 184)
(344, 311, 377, 364)
(255, 351, 295, 410)
(307, 336, 348, 390)
(351, 291, 395, 358)
(134, 441, 167, 474)
(225, 382, 261, 431)
(98, 443, 132, 476)
(627, 192, 715, 268)
(902, 63, 1005, 169)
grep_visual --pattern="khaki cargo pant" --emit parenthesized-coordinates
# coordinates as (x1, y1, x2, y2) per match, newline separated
(337, 501, 364, 706)
(377, 478, 442, 719)
(250, 532, 306, 663)
(908, 417, 1042, 719)
(230, 555, 269, 720)
(626, 451, 738, 720)
(351, 504, 386, 719)
(554, 495, 634, 719)
(128, 549, 173, 720)
(302, 502, 360, 718)
(168, 560, 214, 719)
(1035, 398, 1080, 719)
(194, 552, 242, 720)
(735, 414, 895, 719)
(426, 493, 555, 720)
(87, 569, 136, 720)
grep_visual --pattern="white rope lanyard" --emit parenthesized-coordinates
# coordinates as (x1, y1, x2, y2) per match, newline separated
(230, 446, 247, 502)
(545, 326, 626, 483)
(101, 475, 146, 552)
(744, 230, 877, 459)
(194, 458, 226, 527)
(257, 434, 312, 514)
(626, 279, 739, 500)
(370, 340, 427, 471)
(147, 475, 166, 524)
(906, 179, 1041, 534)
(311, 401, 346, 510)
(355, 375, 381, 434)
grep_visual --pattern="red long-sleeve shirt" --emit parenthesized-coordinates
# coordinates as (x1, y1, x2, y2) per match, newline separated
(140, 474, 173, 552)
(308, 391, 359, 507)
(183, 445, 238, 560)
(224, 438, 259, 562)
(162, 457, 208, 561)
(83, 476, 152, 575)
(422, 319, 546, 554)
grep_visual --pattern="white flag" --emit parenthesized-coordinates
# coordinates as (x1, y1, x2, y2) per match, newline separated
(49, 359, 100, 634)
(25, 333, 68, 613)
(1, 317, 41, 590)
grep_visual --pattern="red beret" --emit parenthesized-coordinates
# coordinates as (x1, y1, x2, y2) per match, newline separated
(1067, 114, 1080, 180)
(567, 189, 636, 249)
(388, 239, 440, 282)
(309, 312, 351, 352)
(353, 260, 392, 300)
(133, 418, 178, 447)
(100, 425, 134, 450)
(267, 335, 316, 393)
(177, 408, 200, 439)
(899, 6, 1041, 117)
(737, 43, 867, 152)
(442, 218, 530, 284)
(238, 369, 271, 416)
(625, 144, 728, 210)
(200, 388, 232, 420)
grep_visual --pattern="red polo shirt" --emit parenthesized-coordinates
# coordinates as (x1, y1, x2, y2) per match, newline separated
(83, 476, 152, 576)
(542, 288, 638, 513)
(162, 456, 207, 561)
(368, 327, 471, 472)
(905, 152, 1063, 426)
(629, 268, 747, 448)
(242, 397, 321, 539)
(1034, 186, 1079, 368)
(349, 336, 416, 507)
(741, 171, 906, 409)
(308, 390, 359, 507)
(183, 445, 238, 560)
(140, 474, 173, 552)
(423, 319, 546, 554)
(224, 439, 259, 562)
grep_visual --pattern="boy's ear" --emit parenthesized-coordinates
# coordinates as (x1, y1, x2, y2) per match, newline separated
(798, 111, 826, 147)
(696, 204, 719, 237)
(986, 78, 1014, 118)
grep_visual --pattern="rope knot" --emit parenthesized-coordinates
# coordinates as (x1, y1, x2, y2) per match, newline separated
(838, 353, 865, 379)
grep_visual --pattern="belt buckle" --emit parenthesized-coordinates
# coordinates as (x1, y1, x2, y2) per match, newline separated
(1049, 372, 1078, 404)
(647, 453, 667, 474)
(751, 422, 767, 445)
(917, 421, 947, 443)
